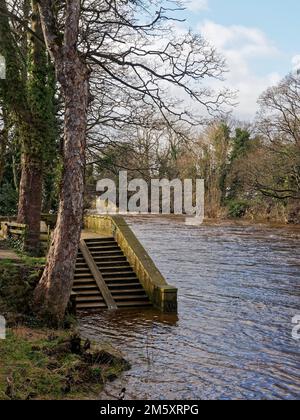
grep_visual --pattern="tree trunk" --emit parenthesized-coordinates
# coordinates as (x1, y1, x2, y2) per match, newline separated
(33, 0, 89, 323)
(0, 108, 9, 184)
(16, 0, 45, 253)
(17, 0, 58, 253)
(17, 153, 43, 253)
(12, 154, 19, 193)
(34, 60, 89, 325)
(1, 0, 52, 252)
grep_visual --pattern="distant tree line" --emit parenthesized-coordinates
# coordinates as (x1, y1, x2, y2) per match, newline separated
(89, 74, 300, 224)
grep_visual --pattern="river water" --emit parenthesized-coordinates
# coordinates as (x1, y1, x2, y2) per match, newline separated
(79, 217, 300, 400)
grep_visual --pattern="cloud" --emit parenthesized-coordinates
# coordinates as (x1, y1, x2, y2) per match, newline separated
(292, 55, 300, 72)
(183, 0, 209, 12)
(200, 21, 278, 56)
(198, 20, 281, 119)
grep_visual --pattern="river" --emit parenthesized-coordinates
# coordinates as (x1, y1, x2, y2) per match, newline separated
(79, 217, 300, 400)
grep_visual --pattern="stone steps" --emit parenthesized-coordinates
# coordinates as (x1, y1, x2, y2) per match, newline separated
(72, 237, 152, 311)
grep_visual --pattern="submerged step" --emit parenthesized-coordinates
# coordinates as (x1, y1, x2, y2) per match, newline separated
(76, 295, 105, 302)
(113, 294, 149, 300)
(76, 302, 107, 309)
(108, 283, 141, 289)
(116, 301, 152, 308)
(73, 289, 101, 296)
(111, 289, 146, 295)
(73, 284, 99, 290)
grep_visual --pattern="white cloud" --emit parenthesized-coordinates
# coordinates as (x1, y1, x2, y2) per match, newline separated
(198, 20, 281, 119)
(200, 21, 278, 56)
(183, 0, 209, 12)
(292, 55, 300, 72)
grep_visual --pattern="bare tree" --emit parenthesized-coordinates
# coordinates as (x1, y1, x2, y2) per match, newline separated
(33, 0, 90, 321)
(3, 0, 231, 322)
(256, 73, 300, 199)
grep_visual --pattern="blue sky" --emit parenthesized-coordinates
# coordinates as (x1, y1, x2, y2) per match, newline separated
(178, 0, 300, 119)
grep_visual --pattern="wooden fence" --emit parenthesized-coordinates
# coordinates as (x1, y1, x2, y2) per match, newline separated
(0, 220, 52, 250)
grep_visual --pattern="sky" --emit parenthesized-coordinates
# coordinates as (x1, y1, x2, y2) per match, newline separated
(178, 0, 300, 120)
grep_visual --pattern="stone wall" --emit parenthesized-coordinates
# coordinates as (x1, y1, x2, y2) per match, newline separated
(84, 215, 178, 313)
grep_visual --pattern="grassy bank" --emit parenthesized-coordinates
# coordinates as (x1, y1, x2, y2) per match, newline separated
(0, 243, 130, 400)
(0, 328, 130, 400)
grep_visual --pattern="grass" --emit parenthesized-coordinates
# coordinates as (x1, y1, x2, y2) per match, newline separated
(0, 257, 41, 317)
(0, 328, 129, 400)
(0, 259, 16, 267)
(19, 255, 46, 267)
(0, 242, 130, 400)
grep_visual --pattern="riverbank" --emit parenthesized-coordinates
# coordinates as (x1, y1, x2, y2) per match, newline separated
(0, 245, 130, 400)
(123, 214, 300, 231)
(0, 327, 130, 400)
(203, 217, 300, 231)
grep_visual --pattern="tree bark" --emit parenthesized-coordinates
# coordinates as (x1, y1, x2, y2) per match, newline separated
(0, 108, 9, 184)
(16, 1, 45, 252)
(34, 67, 89, 322)
(17, 153, 43, 252)
(17, 0, 58, 253)
(34, 0, 89, 323)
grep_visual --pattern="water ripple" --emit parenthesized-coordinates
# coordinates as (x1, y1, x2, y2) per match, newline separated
(79, 217, 300, 400)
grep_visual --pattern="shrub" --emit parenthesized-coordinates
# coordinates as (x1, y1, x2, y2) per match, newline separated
(0, 260, 42, 315)
(0, 183, 18, 216)
(227, 199, 249, 218)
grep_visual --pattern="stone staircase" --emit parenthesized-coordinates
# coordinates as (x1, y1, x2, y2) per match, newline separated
(72, 237, 152, 311)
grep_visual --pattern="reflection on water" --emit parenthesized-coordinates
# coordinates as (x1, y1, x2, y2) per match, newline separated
(79, 217, 300, 400)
